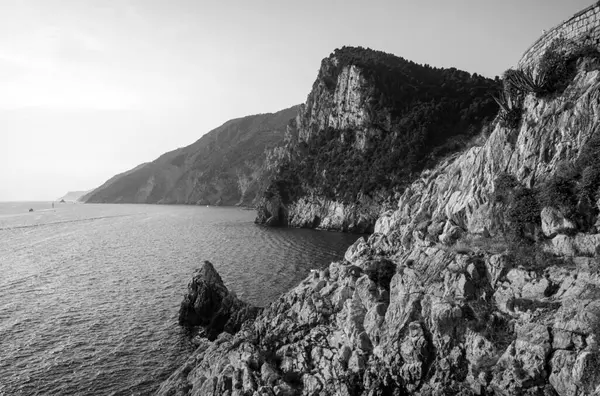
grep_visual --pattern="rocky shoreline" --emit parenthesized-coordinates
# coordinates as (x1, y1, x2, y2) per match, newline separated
(157, 9, 600, 395)
(157, 235, 600, 395)
(177, 261, 260, 341)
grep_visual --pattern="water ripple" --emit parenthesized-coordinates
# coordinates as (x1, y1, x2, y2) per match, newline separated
(0, 203, 357, 395)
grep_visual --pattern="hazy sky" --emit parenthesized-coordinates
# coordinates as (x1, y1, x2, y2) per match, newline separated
(0, 0, 593, 201)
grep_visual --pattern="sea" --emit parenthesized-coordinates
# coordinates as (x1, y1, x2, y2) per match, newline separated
(0, 202, 358, 395)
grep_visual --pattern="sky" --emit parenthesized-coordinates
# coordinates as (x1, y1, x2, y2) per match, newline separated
(0, 0, 594, 201)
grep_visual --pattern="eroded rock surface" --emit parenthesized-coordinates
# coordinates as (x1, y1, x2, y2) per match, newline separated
(159, 19, 600, 396)
(159, 247, 600, 396)
(178, 261, 260, 340)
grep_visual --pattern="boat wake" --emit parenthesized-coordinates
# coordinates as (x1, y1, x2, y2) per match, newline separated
(0, 214, 140, 231)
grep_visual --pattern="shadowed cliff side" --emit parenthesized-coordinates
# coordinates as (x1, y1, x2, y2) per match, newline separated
(255, 46, 500, 233)
(178, 261, 260, 341)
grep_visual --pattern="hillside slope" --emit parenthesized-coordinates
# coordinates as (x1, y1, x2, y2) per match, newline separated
(84, 106, 300, 206)
(157, 4, 600, 395)
(255, 46, 500, 233)
(56, 190, 90, 202)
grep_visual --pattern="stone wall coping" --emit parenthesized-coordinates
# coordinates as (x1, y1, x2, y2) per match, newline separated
(518, 1, 600, 67)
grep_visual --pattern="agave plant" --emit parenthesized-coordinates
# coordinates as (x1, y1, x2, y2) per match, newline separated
(492, 89, 522, 129)
(504, 68, 548, 95)
(492, 89, 516, 113)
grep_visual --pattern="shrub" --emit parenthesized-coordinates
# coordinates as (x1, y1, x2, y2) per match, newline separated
(502, 69, 524, 101)
(493, 173, 520, 203)
(554, 160, 580, 180)
(498, 108, 522, 129)
(538, 39, 600, 96)
(538, 39, 573, 95)
(492, 173, 540, 242)
(507, 241, 569, 274)
(568, 43, 600, 65)
(464, 300, 514, 351)
(508, 188, 540, 224)
(537, 175, 578, 218)
(577, 132, 600, 171)
(578, 165, 600, 203)
(506, 187, 540, 240)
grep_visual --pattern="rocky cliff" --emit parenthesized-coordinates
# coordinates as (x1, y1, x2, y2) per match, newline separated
(255, 46, 500, 233)
(83, 106, 299, 206)
(178, 261, 261, 341)
(156, 13, 600, 396)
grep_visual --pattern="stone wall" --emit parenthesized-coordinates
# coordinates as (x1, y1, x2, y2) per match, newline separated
(518, 1, 600, 69)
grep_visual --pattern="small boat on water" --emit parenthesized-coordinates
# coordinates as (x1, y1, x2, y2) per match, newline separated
(28, 208, 34, 212)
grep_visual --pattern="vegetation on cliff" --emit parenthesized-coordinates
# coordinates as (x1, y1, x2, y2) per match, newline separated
(160, 11, 600, 396)
(84, 106, 300, 206)
(497, 37, 600, 131)
(263, 46, 501, 212)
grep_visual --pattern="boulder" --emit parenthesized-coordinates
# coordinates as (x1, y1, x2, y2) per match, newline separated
(541, 207, 577, 238)
(178, 260, 260, 339)
(439, 221, 464, 245)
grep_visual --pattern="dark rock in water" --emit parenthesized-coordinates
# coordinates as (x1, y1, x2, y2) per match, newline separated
(254, 193, 285, 227)
(178, 260, 260, 340)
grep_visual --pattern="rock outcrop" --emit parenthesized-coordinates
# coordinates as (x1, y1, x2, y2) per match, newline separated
(158, 250, 600, 395)
(255, 46, 499, 233)
(178, 261, 260, 341)
(158, 8, 600, 396)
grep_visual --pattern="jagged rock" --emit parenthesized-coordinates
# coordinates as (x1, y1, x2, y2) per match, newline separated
(549, 234, 600, 257)
(439, 221, 464, 245)
(486, 254, 512, 286)
(344, 237, 371, 264)
(158, 15, 600, 396)
(550, 350, 579, 396)
(178, 261, 260, 340)
(255, 193, 286, 227)
(490, 323, 551, 395)
(542, 207, 577, 238)
(399, 322, 429, 391)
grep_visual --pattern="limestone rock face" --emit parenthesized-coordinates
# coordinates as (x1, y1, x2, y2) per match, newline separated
(374, 66, 600, 248)
(160, 247, 600, 396)
(541, 207, 577, 238)
(254, 59, 387, 233)
(287, 197, 377, 233)
(254, 47, 498, 233)
(178, 261, 260, 340)
(159, 18, 600, 396)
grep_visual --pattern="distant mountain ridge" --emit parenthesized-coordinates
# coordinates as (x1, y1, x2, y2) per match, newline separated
(57, 191, 91, 202)
(83, 106, 300, 206)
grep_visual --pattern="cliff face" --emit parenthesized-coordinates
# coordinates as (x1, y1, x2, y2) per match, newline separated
(255, 47, 499, 233)
(157, 16, 600, 396)
(84, 106, 299, 206)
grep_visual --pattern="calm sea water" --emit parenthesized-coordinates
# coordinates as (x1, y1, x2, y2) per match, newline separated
(0, 202, 358, 396)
